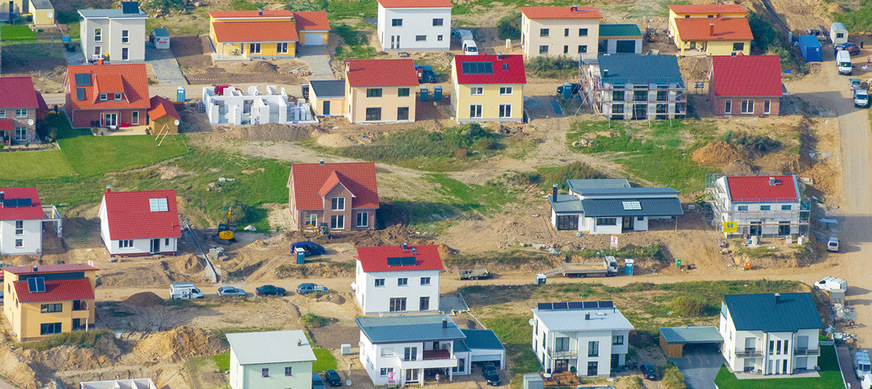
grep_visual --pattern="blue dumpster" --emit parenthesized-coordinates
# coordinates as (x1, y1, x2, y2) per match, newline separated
(420, 86, 429, 101)
(624, 259, 634, 276)
(562, 82, 572, 99)
(797, 35, 822, 62)
(434, 85, 442, 101)
(177, 86, 186, 102)
(295, 248, 305, 264)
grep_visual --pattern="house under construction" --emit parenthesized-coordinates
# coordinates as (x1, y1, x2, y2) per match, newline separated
(580, 54, 687, 120)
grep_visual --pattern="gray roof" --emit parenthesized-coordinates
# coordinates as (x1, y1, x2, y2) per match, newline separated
(226, 330, 317, 365)
(567, 178, 630, 191)
(152, 28, 169, 37)
(78, 9, 148, 19)
(454, 339, 470, 353)
(547, 194, 584, 214)
(724, 293, 823, 332)
(580, 197, 684, 217)
(597, 54, 684, 87)
(310, 80, 346, 98)
(659, 326, 724, 344)
(30, 0, 52, 10)
(357, 314, 466, 344)
(461, 329, 505, 350)
(532, 307, 634, 332)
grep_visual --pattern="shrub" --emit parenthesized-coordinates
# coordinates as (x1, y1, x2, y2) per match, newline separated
(661, 363, 688, 389)
(301, 313, 333, 328)
(333, 24, 364, 46)
(748, 12, 779, 52)
(475, 137, 495, 151)
(668, 295, 705, 317)
(284, 0, 328, 12)
(497, 13, 522, 40)
(526, 56, 578, 78)
(539, 162, 605, 189)
(722, 130, 781, 154)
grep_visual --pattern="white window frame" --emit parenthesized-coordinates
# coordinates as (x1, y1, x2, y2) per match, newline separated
(277, 42, 288, 54)
(724, 99, 732, 115)
(0, 110, 5, 118)
(121, 30, 129, 43)
(121, 47, 129, 61)
(100, 93, 108, 101)
(132, 111, 139, 125)
(331, 197, 345, 211)
(94, 28, 102, 42)
(94, 46, 102, 56)
(499, 104, 512, 118)
(470, 86, 483, 95)
(114, 93, 122, 100)
(330, 215, 344, 229)
(356, 212, 368, 227)
(14, 127, 27, 140)
(470, 104, 483, 118)
(15, 220, 23, 235)
(119, 239, 134, 248)
(499, 86, 513, 95)
(764, 99, 771, 114)
(15, 109, 27, 118)
(305, 214, 317, 226)
(249, 43, 261, 54)
(398, 278, 408, 286)
(420, 277, 431, 285)
(741, 99, 754, 114)
(15, 239, 23, 247)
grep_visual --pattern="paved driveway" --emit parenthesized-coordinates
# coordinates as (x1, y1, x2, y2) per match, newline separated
(298, 45, 335, 80)
(669, 344, 724, 389)
(145, 45, 187, 85)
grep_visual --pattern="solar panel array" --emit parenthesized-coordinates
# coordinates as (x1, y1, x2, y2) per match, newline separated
(387, 256, 417, 266)
(27, 277, 46, 293)
(74, 73, 92, 86)
(3, 198, 33, 208)
(461, 62, 494, 75)
(537, 301, 613, 310)
(76, 87, 86, 101)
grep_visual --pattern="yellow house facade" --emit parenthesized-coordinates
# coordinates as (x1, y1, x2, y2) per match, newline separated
(8, 0, 55, 27)
(208, 10, 299, 59)
(345, 59, 418, 123)
(666, 4, 748, 39)
(667, 4, 751, 56)
(3, 264, 98, 341)
(452, 54, 526, 123)
(519, 6, 603, 61)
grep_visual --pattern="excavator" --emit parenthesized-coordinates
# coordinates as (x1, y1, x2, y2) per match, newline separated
(214, 208, 237, 244)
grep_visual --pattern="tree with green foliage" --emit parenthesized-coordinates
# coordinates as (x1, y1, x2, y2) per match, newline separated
(668, 295, 705, 317)
(497, 13, 522, 40)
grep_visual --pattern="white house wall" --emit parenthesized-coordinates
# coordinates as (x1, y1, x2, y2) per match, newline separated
(360, 333, 463, 386)
(720, 309, 820, 375)
(532, 317, 629, 377)
(354, 262, 440, 314)
(0, 219, 42, 255)
(81, 16, 146, 62)
(202, 86, 317, 126)
(378, 5, 452, 51)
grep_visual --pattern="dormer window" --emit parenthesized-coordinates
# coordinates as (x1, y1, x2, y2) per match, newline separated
(114, 93, 122, 100)
(99, 93, 107, 101)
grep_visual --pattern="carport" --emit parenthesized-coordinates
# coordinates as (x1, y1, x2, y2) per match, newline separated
(659, 326, 724, 358)
(463, 329, 506, 369)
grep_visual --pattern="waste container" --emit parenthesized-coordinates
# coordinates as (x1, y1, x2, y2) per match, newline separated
(434, 85, 442, 101)
(536, 273, 546, 285)
(177, 86, 186, 102)
(420, 86, 429, 101)
(624, 258, 634, 276)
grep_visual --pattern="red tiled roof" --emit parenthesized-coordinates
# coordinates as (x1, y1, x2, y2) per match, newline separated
(212, 21, 299, 42)
(346, 59, 418, 87)
(102, 189, 182, 240)
(667, 4, 748, 14)
(0, 119, 12, 131)
(725, 175, 799, 202)
(208, 10, 294, 18)
(0, 187, 45, 221)
(674, 17, 753, 41)
(13, 278, 94, 303)
(520, 6, 602, 19)
(355, 244, 444, 272)
(294, 11, 330, 31)
(4, 263, 99, 275)
(318, 171, 347, 197)
(454, 55, 526, 85)
(0, 76, 40, 109)
(66, 64, 150, 112)
(290, 162, 379, 210)
(377, 0, 453, 8)
(711, 55, 783, 97)
(148, 95, 180, 120)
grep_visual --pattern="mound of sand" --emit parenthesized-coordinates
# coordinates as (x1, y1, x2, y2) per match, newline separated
(317, 134, 354, 148)
(692, 141, 744, 166)
(124, 292, 164, 308)
(234, 61, 278, 74)
(170, 254, 205, 274)
(221, 123, 314, 141)
(134, 326, 226, 363)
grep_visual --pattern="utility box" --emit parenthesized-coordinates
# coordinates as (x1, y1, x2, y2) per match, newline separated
(523, 374, 544, 389)
(341, 344, 352, 355)
(830, 23, 848, 45)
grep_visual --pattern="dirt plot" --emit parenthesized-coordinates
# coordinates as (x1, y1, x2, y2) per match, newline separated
(171, 34, 311, 84)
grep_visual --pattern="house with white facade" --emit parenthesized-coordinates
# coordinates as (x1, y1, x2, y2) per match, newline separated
(546, 179, 683, 234)
(377, 0, 452, 51)
(226, 330, 316, 389)
(353, 244, 442, 315)
(203, 85, 316, 126)
(0, 188, 61, 256)
(532, 301, 633, 377)
(519, 6, 602, 60)
(720, 293, 822, 376)
(356, 314, 505, 386)
(99, 187, 181, 256)
(706, 175, 809, 238)
(79, 2, 148, 62)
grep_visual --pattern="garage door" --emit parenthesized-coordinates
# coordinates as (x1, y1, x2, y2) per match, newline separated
(471, 351, 503, 366)
(304, 32, 324, 45)
(616, 40, 636, 53)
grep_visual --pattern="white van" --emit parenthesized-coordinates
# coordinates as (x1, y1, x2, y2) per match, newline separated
(837, 49, 852, 75)
(170, 282, 204, 300)
(856, 351, 871, 379)
(462, 40, 479, 55)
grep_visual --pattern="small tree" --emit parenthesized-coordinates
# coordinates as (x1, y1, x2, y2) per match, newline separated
(668, 295, 705, 317)
(497, 13, 522, 40)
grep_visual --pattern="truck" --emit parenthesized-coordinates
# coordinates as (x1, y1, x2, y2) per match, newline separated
(170, 282, 204, 300)
(541, 256, 619, 278)
(856, 351, 871, 379)
(414, 64, 438, 83)
(837, 49, 852, 75)
(459, 269, 491, 280)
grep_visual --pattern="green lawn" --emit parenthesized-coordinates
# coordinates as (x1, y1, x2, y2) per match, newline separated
(0, 150, 74, 179)
(313, 348, 337, 372)
(714, 346, 843, 389)
(58, 135, 188, 176)
(212, 352, 230, 372)
(0, 25, 35, 41)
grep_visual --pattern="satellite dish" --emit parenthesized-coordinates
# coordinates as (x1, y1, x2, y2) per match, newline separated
(528, 318, 535, 326)
(174, 119, 180, 126)
(345, 379, 352, 386)
(27, 119, 34, 126)
(46, 11, 53, 18)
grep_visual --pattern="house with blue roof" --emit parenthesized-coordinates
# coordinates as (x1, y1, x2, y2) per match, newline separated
(356, 314, 505, 386)
(719, 293, 823, 376)
(546, 178, 683, 234)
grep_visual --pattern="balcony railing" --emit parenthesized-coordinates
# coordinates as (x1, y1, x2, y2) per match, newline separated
(547, 348, 578, 358)
(422, 349, 451, 360)
(736, 349, 763, 358)
(794, 348, 820, 356)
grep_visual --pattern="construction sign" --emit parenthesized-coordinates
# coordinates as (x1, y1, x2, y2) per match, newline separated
(723, 221, 737, 233)
(610, 235, 618, 249)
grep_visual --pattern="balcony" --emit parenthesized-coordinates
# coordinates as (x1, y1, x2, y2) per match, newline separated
(396, 352, 457, 370)
(547, 348, 578, 358)
(735, 349, 763, 358)
(794, 348, 820, 356)
(423, 349, 451, 360)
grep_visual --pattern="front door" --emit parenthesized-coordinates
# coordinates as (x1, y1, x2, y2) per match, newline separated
(151, 238, 160, 254)
(391, 35, 400, 49)
(587, 361, 598, 376)
(622, 216, 634, 230)
(610, 354, 620, 369)
(103, 113, 117, 127)
(554, 359, 569, 373)
(323, 100, 331, 115)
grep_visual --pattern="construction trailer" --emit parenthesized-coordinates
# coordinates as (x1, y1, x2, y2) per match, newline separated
(202, 85, 317, 126)
(579, 54, 687, 121)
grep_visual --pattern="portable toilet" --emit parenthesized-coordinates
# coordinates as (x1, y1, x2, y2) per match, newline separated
(624, 258, 634, 276)
(434, 85, 442, 101)
(420, 85, 429, 101)
(176, 86, 186, 102)
(830, 23, 848, 45)
(535, 273, 546, 285)
(562, 82, 572, 99)
(152, 28, 170, 49)
(798, 35, 822, 62)
(295, 248, 306, 264)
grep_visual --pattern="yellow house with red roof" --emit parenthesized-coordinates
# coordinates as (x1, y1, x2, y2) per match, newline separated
(3, 263, 98, 341)
(667, 4, 752, 55)
(208, 10, 331, 59)
(344, 59, 418, 123)
(451, 54, 526, 123)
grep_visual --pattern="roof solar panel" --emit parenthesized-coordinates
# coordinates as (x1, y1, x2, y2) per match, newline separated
(76, 87, 86, 101)
(583, 301, 597, 308)
(74, 73, 92, 86)
(27, 277, 46, 293)
(3, 198, 33, 208)
(552, 302, 568, 310)
(461, 62, 494, 75)
(537, 302, 553, 310)
(568, 302, 583, 309)
(387, 256, 417, 266)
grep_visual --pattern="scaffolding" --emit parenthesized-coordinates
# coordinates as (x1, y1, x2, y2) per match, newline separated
(704, 174, 811, 238)
(579, 61, 687, 124)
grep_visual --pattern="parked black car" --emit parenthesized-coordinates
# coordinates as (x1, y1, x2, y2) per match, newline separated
(255, 285, 287, 296)
(835, 42, 861, 56)
(482, 362, 501, 386)
(324, 370, 342, 387)
(290, 241, 326, 256)
(640, 363, 658, 380)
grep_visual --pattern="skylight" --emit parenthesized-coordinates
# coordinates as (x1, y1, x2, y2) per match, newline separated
(27, 277, 46, 293)
(149, 198, 169, 212)
(622, 201, 641, 210)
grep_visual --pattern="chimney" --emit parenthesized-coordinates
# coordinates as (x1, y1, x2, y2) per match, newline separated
(98, 58, 104, 66)
(297, 339, 302, 346)
(258, 8, 263, 16)
(319, 159, 325, 165)
(552, 183, 558, 200)
(402, 243, 409, 251)
(105, 185, 112, 193)
(570, 5, 577, 12)
(709, 23, 715, 36)
(0, 191, 4, 206)
(442, 318, 448, 328)
(731, 51, 737, 57)
(774, 293, 781, 304)
(769, 177, 778, 186)
(497, 51, 503, 60)
(585, 312, 590, 320)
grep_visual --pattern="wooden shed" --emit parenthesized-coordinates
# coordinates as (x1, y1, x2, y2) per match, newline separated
(148, 96, 180, 135)
(659, 326, 724, 358)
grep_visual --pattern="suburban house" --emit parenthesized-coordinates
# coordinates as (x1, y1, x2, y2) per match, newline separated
(63, 62, 150, 129)
(226, 330, 316, 389)
(208, 10, 299, 59)
(706, 175, 809, 237)
(2, 263, 98, 341)
(3, 0, 54, 26)
(580, 54, 686, 120)
(720, 293, 822, 375)
(80, 379, 156, 389)
(0, 187, 61, 256)
(353, 244, 442, 314)
(356, 314, 505, 386)
(598, 24, 643, 54)
(99, 187, 181, 256)
(709, 54, 783, 116)
(287, 161, 379, 232)
(546, 179, 683, 234)
(531, 301, 634, 377)
(519, 6, 602, 60)
(451, 54, 526, 123)
(202, 85, 315, 126)
(345, 59, 418, 123)
(667, 4, 751, 56)
(294, 11, 330, 46)
(376, 0, 452, 51)
(147, 95, 180, 134)
(309, 79, 346, 116)
(79, 2, 148, 62)
(0, 76, 48, 145)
